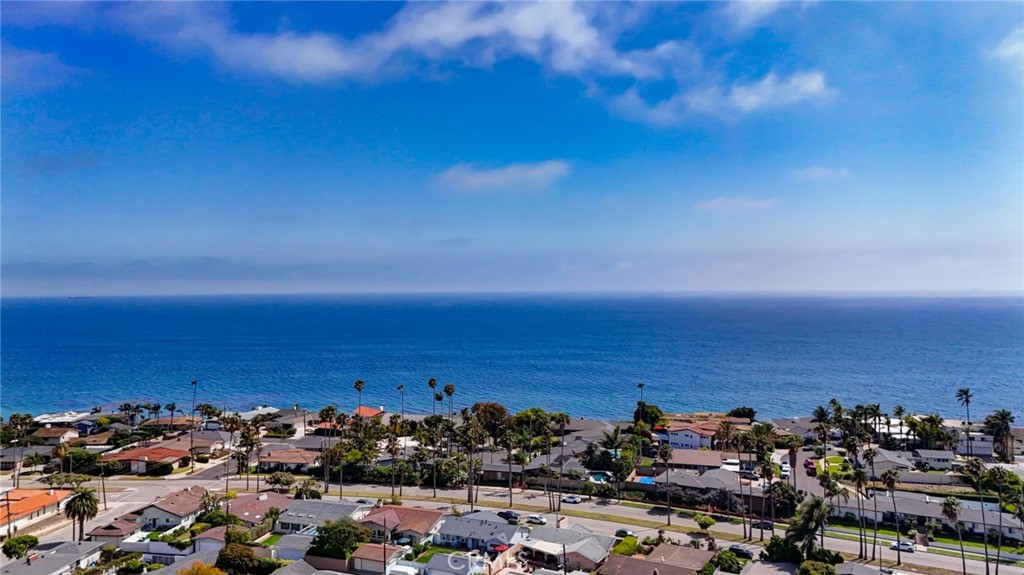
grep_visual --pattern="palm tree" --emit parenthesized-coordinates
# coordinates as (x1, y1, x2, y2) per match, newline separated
(964, 457, 992, 574)
(600, 426, 625, 451)
(892, 405, 906, 446)
(715, 420, 737, 453)
(428, 378, 438, 417)
(852, 468, 869, 559)
(658, 443, 673, 526)
(501, 428, 515, 507)
(786, 496, 830, 558)
(942, 496, 967, 575)
(554, 412, 570, 510)
(354, 380, 365, 414)
(386, 431, 400, 498)
(758, 453, 774, 542)
(987, 467, 1010, 575)
(637, 382, 645, 405)
(443, 383, 456, 456)
(64, 487, 99, 541)
(811, 405, 831, 445)
(880, 469, 903, 565)
(397, 384, 406, 496)
(863, 447, 881, 561)
(983, 410, 1016, 462)
(956, 388, 973, 456)
(166, 402, 177, 429)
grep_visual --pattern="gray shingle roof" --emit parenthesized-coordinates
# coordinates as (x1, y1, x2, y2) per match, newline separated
(280, 500, 365, 527)
(437, 515, 523, 544)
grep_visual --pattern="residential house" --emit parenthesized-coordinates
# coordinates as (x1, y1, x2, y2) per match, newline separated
(134, 486, 207, 531)
(958, 431, 996, 458)
(1011, 428, 1024, 460)
(77, 431, 114, 446)
(348, 543, 405, 575)
(236, 406, 281, 421)
(769, 418, 820, 443)
(354, 406, 386, 419)
(519, 525, 615, 572)
(153, 430, 232, 455)
(31, 427, 79, 445)
(600, 555, 698, 575)
(662, 449, 724, 471)
(525, 454, 587, 478)
(424, 552, 489, 575)
(646, 543, 715, 573)
(433, 512, 525, 551)
(265, 408, 310, 434)
(360, 505, 445, 544)
(274, 534, 316, 561)
(225, 492, 293, 527)
(912, 449, 956, 471)
(0, 488, 73, 536)
(32, 412, 90, 426)
(291, 435, 342, 451)
(72, 420, 101, 437)
(259, 449, 320, 473)
(102, 446, 190, 474)
(87, 513, 143, 544)
(862, 449, 914, 478)
(480, 461, 524, 483)
(664, 422, 718, 450)
(144, 549, 222, 575)
(193, 525, 231, 553)
(272, 559, 318, 575)
(140, 416, 200, 431)
(275, 500, 371, 534)
(0, 446, 52, 472)
(0, 541, 105, 575)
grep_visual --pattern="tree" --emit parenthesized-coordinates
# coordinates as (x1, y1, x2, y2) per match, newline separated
(986, 467, 1011, 575)
(472, 402, 510, 446)
(266, 471, 296, 493)
(786, 496, 830, 558)
(714, 550, 742, 574)
(64, 487, 99, 541)
(658, 443, 674, 526)
(633, 402, 663, 428)
(308, 519, 370, 559)
(942, 496, 967, 575)
(798, 561, 836, 575)
(353, 379, 365, 415)
(600, 427, 625, 451)
(295, 478, 322, 500)
(880, 469, 902, 565)
(983, 410, 1015, 462)
(727, 407, 756, 421)
(862, 447, 881, 562)
(553, 412, 571, 510)
(760, 535, 803, 563)
(177, 563, 227, 575)
(216, 543, 258, 575)
(851, 468, 869, 559)
(2, 535, 39, 559)
(166, 402, 178, 429)
(224, 527, 251, 545)
(956, 388, 973, 455)
(695, 513, 716, 533)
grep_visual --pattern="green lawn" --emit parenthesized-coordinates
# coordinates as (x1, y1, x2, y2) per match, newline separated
(263, 534, 283, 546)
(415, 547, 461, 563)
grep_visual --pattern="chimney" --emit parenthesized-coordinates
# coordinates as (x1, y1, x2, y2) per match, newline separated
(45, 424, 52, 429)
(379, 406, 384, 412)
(258, 494, 268, 501)
(48, 489, 54, 496)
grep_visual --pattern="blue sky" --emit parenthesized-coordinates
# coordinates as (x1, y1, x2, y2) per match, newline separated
(2, 1, 1022, 296)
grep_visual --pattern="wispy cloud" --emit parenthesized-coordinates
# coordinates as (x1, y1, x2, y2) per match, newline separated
(695, 196, 777, 211)
(792, 166, 852, 182)
(1, 45, 85, 95)
(991, 25, 1024, 69)
(435, 160, 572, 193)
(4, 2, 832, 126)
(724, 1, 784, 30)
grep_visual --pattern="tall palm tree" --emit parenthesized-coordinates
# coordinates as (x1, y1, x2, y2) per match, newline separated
(851, 468, 869, 559)
(964, 457, 992, 574)
(736, 431, 753, 540)
(353, 380, 365, 414)
(397, 384, 406, 496)
(637, 382, 645, 405)
(554, 412, 570, 510)
(880, 469, 903, 565)
(956, 388, 973, 456)
(166, 402, 177, 429)
(942, 496, 968, 575)
(892, 405, 906, 446)
(786, 496, 830, 558)
(443, 383, 456, 456)
(501, 428, 515, 507)
(811, 405, 832, 445)
(428, 378, 438, 416)
(658, 443, 673, 526)
(64, 487, 99, 541)
(600, 426, 625, 451)
(987, 467, 1010, 575)
(863, 447, 881, 562)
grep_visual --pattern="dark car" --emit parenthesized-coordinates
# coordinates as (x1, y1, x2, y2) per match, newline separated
(496, 510, 520, 524)
(615, 529, 636, 538)
(750, 520, 773, 530)
(739, 470, 759, 480)
(805, 465, 817, 476)
(728, 546, 754, 560)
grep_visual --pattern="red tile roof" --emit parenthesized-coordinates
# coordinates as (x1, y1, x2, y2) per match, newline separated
(141, 486, 207, 518)
(32, 427, 77, 438)
(102, 446, 190, 464)
(351, 544, 405, 562)
(227, 492, 293, 524)
(354, 406, 385, 418)
(361, 505, 444, 536)
(0, 489, 72, 524)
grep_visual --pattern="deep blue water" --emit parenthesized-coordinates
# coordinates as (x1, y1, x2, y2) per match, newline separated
(1, 295, 1022, 420)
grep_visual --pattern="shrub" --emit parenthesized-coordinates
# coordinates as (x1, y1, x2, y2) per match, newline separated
(146, 463, 175, 476)
(611, 536, 638, 556)
(798, 561, 836, 575)
(116, 558, 146, 575)
(806, 547, 844, 565)
(181, 456, 191, 466)
(3, 535, 39, 559)
(714, 550, 742, 574)
(196, 454, 210, 463)
(759, 535, 802, 564)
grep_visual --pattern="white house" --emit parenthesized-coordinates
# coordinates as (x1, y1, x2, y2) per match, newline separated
(349, 543, 406, 575)
(134, 486, 207, 531)
(665, 422, 717, 450)
(1, 541, 105, 575)
(912, 449, 956, 471)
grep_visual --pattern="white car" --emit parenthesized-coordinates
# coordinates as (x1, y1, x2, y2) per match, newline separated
(562, 495, 582, 504)
(527, 515, 547, 525)
(889, 541, 915, 552)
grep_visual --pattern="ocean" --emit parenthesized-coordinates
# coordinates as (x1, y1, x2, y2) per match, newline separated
(1, 295, 1021, 421)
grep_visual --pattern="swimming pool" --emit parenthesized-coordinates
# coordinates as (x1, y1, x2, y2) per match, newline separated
(636, 477, 655, 485)
(588, 471, 614, 483)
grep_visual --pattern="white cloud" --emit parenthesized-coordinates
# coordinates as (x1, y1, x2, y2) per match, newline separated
(991, 25, 1024, 68)
(793, 166, 852, 182)
(435, 160, 571, 193)
(6, 2, 833, 125)
(725, 1, 784, 30)
(1, 45, 84, 95)
(695, 196, 777, 211)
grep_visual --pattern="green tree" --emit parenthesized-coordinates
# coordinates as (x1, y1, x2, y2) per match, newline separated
(2, 535, 39, 559)
(294, 478, 322, 500)
(658, 443, 674, 526)
(216, 543, 258, 575)
(798, 561, 836, 575)
(64, 487, 100, 541)
(695, 513, 716, 533)
(786, 496, 830, 559)
(713, 550, 742, 574)
(983, 410, 1015, 463)
(633, 403, 663, 428)
(353, 379, 366, 415)
(727, 407, 757, 420)
(308, 519, 370, 559)
(759, 535, 802, 563)
(880, 469, 903, 565)
(266, 471, 296, 492)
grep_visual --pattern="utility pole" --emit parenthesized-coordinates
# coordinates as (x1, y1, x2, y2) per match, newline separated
(99, 463, 108, 511)
(398, 384, 405, 497)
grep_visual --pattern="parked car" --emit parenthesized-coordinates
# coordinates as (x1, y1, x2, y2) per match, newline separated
(355, 499, 375, 505)
(562, 494, 582, 504)
(527, 515, 547, 525)
(806, 466, 817, 477)
(497, 510, 520, 524)
(890, 541, 915, 552)
(750, 520, 773, 530)
(780, 468, 790, 480)
(615, 529, 636, 538)
(728, 546, 755, 560)
(739, 470, 759, 480)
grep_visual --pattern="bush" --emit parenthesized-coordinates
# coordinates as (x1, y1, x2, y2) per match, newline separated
(714, 551, 742, 574)
(3, 535, 39, 559)
(196, 454, 210, 463)
(611, 536, 638, 556)
(798, 561, 836, 575)
(116, 559, 146, 575)
(181, 456, 192, 466)
(146, 462, 175, 476)
(759, 535, 802, 564)
(806, 547, 844, 565)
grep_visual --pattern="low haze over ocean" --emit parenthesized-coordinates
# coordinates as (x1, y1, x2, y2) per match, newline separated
(2, 295, 1021, 420)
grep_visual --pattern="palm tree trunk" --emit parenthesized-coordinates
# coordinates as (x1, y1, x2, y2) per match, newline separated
(508, 447, 514, 508)
(557, 435, 565, 512)
(79, 518, 85, 541)
(759, 482, 766, 541)
(891, 496, 902, 565)
(871, 468, 880, 562)
(995, 494, 1004, 575)
(980, 488, 991, 574)
(958, 526, 967, 575)
(857, 491, 866, 559)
